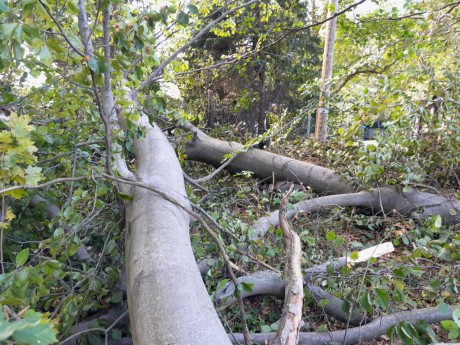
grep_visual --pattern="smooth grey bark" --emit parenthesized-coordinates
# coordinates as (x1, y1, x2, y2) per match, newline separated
(123, 118, 231, 345)
(214, 271, 370, 326)
(252, 186, 460, 239)
(230, 306, 458, 344)
(184, 122, 352, 195)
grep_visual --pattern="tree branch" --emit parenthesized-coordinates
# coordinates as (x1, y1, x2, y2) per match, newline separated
(269, 187, 303, 345)
(138, 0, 260, 91)
(37, 0, 85, 57)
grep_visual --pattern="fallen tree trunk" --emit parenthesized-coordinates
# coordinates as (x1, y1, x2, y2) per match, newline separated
(183, 124, 460, 234)
(183, 122, 352, 195)
(229, 306, 458, 345)
(123, 118, 231, 344)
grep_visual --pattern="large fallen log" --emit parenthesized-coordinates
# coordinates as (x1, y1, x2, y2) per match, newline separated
(183, 122, 352, 195)
(229, 306, 458, 345)
(183, 123, 460, 230)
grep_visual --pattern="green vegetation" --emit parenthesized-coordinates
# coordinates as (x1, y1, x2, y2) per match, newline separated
(0, 0, 458, 344)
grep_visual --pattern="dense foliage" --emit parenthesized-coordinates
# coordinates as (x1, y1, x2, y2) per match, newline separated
(0, 0, 459, 343)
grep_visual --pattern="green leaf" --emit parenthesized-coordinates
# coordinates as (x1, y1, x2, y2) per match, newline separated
(0, 23, 18, 40)
(176, 11, 189, 26)
(325, 231, 336, 241)
(266, 248, 275, 257)
(13, 322, 58, 345)
(16, 248, 29, 267)
(110, 329, 122, 340)
(453, 309, 460, 327)
(216, 279, 230, 291)
(360, 291, 373, 313)
(374, 288, 389, 309)
(22, 0, 36, 17)
(441, 320, 456, 330)
(448, 328, 460, 339)
(67, 0, 78, 14)
(240, 282, 254, 292)
(117, 192, 133, 201)
(318, 299, 330, 307)
(305, 236, 315, 245)
(350, 251, 359, 260)
(46, 38, 66, 54)
(187, 4, 198, 14)
(24, 166, 43, 185)
(334, 236, 344, 246)
(111, 291, 122, 303)
(341, 300, 350, 315)
(433, 214, 442, 228)
(438, 302, 450, 314)
(88, 57, 100, 73)
(22, 24, 39, 39)
(146, 11, 162, 22)
(260, 325, 271, 333)
(39, 45, 53, 64)
(13, 43, 23, 62)
(430, 279, 441, 289)
(0, 0, 9, 12)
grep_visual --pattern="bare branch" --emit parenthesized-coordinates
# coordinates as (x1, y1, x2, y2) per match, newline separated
(334, 60, 398, 93)
(0, 176, 93, 195)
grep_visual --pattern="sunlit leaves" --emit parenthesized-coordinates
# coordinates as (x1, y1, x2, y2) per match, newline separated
(24, 166, 43, 185)
(0, 310, 58, 345)
(0, 113, 39, 199)
(39, 45, 53, 64)
(0, 23, 18, 40)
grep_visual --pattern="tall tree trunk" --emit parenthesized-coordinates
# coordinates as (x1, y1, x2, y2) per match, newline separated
(315, 0, 338, 143)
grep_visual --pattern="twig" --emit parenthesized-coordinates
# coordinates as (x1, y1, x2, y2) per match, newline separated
(38, 140, 104, 164)
(0, 176, 93, 195)
(37, 0, 85, 57)
(183, 171, 209, 192)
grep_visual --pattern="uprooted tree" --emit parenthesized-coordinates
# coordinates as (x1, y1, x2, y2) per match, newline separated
(0, 0, 459, 344)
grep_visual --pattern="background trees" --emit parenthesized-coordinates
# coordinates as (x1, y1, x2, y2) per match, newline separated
(0, 0, 459, 344)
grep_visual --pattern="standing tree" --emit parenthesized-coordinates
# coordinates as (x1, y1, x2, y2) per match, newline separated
(315, 0, 338, 142)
